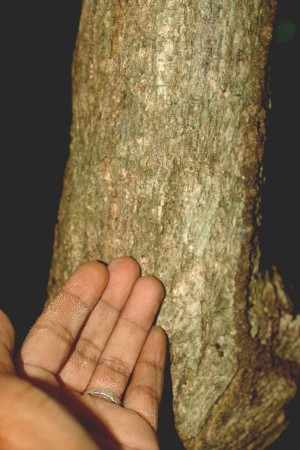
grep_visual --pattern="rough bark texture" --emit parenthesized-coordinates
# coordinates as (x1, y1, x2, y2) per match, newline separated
(47, 1, 300, 448)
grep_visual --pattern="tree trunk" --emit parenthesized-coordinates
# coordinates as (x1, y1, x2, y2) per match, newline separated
(47, 1, 300, 448)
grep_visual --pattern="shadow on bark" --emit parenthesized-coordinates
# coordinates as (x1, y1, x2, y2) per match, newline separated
(267, 387, 300, 449)
(158, 341, 185, 450)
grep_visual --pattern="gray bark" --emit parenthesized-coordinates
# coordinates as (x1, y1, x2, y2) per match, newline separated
(47, 1, 300, 448)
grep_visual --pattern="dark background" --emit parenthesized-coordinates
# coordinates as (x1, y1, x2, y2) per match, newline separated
(0, 1, 299, 448)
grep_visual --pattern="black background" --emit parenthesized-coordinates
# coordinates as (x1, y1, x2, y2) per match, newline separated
(0, 1, 299, 448)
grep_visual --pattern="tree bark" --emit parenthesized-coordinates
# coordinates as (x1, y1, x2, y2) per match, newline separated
(47, 1, 300, 448)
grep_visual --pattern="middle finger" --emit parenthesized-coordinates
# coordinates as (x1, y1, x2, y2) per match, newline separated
(58, 257, 141, 392)
(85, 275, 165, 400)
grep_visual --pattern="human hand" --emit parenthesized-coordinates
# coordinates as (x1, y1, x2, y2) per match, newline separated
(0, 257, 167, 449)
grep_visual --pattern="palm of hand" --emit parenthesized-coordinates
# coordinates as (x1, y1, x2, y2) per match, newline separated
(0, 258, 166, 450)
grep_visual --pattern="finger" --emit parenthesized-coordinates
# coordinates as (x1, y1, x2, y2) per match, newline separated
(0, 310, 15, 376)
(19, 261, 109, 377)
(58, 257, 141, 392)
(86, 276, 165, 399)
(123, 326, 167, 430)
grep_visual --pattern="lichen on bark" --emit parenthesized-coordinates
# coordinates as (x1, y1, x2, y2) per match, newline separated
(47, 0, 299, 448)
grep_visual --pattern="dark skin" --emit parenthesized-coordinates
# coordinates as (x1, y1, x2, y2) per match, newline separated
(0, 257, 167, 449)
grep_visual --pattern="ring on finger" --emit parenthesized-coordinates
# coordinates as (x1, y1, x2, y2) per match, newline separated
(85, 388, 122, 405)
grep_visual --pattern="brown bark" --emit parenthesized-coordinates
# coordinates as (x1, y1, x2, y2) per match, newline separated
(47, 1, 300, 448)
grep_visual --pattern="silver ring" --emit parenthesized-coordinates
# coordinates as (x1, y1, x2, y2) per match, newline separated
(85, 388, 121, 405)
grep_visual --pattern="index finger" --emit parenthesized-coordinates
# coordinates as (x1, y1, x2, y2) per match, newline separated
(19, 261, 109, 375)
